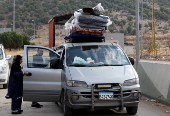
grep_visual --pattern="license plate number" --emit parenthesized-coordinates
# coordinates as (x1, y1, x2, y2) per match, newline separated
(99, 92, 114, 100)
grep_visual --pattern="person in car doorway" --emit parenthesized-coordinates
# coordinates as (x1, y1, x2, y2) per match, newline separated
(33, 48, 44, 67)
(5, 55, 28, 114)
(31, 48, 44, 108)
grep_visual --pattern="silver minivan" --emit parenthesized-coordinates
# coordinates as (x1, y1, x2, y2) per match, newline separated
(23, 42, 140, 116)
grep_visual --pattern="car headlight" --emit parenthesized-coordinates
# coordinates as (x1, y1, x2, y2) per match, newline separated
(67, 81, 88, 87)
(0, 64, 7, 74)
(123, 78, 139, 86)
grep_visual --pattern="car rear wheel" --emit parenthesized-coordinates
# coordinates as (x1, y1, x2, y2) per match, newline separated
(63, 91, 74, 116)
(126, 106, 138, 115)
(3, 84, 8, 89)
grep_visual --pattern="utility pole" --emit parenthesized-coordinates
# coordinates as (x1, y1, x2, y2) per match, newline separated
(141, 0, 143, 58)
(136, 0, 140, 69)
(152, 0, 156, 57)
(32, 20, 35, 44)
(59, 25, 60, 45)
(13, 0, 15, 31)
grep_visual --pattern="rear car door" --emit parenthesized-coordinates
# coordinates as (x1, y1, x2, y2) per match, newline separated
(23, 45, 62, 102)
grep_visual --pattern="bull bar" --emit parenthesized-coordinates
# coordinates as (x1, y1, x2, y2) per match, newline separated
(68, 84, 141, 111)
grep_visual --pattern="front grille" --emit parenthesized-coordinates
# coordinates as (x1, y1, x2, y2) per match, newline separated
(0, 79, 5, 82)
(81, 92, 99, 98)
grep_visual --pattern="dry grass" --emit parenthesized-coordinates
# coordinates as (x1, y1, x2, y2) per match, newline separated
(6, 49, 24, 57)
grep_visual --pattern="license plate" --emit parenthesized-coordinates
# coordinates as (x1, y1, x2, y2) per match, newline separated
(99, 92, 114, 100)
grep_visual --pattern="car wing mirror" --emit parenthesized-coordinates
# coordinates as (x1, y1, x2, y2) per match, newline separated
(128, 57, 134, 65)
(6, 55, 11, 60)
(50, 58, 61, 69)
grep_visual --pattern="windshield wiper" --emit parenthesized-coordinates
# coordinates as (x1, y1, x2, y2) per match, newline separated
(68, 64, 89, 67)
(68, 64, 123, 67)
(68, 64, 102, 67)
(99, 64, 123, 66)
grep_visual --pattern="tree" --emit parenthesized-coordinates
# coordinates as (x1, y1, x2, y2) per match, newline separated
(148, 22, 152, 30)
(0, 32, 14, 50)
(120, 29, 127, 35)
(113, 19, 118, 24)
(0, 15, 5, 20)
(120, 22, 124, 29)
(15, 21, 20, 28)
(13, 33, 23, 49)
(109, 28, 114, 33)
(161, 13, 169, 21)
(29, 42, 36, 45)
(26, 28, 34, 36)
(126, 26, 133, 34)
(0, 31, 30, 50)
(121, 20, 127, 25)
(134, 22, 142, 30)
(128, 21, 133, 26)
(6, 23, 13, 28)
(127, 15, 133, 21)
(131, 29, 136, 35)
(21, 33, 30, 48)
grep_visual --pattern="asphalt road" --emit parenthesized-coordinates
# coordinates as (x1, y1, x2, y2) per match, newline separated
(0, 86, 170, 116)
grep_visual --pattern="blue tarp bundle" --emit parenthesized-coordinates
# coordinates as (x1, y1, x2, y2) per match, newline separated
(64, 33, 105, 42)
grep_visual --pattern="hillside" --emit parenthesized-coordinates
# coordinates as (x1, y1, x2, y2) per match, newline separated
(1, 0, 170, 46)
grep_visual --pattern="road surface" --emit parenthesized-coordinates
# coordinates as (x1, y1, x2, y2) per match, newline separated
(0, 86, 170, 116)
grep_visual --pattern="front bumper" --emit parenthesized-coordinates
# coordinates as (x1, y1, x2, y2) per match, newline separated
(66, 84, 141, 111)
(0, 73, 8, 84)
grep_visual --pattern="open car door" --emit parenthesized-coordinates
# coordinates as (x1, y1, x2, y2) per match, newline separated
(23, 45, 61, 102)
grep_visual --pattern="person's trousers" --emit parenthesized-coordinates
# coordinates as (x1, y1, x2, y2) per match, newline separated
(11, 94, 22, 111)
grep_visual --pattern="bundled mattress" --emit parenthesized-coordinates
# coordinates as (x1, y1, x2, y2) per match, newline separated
(65, 11, 112, 32)
(64, 3, 112, 42)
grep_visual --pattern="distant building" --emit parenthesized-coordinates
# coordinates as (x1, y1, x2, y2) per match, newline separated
(0, 28, 12, 33)
(104, 33, 124, 49)
(124, 44, 135, 55)
(104, 33, 135, 55)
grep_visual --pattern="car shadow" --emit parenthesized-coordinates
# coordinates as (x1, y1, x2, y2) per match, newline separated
(56, 103, 130, 116)
(74, 109, 129, 116)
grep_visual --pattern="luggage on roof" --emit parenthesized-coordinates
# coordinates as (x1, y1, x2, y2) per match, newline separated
(64, 3, 111, 43)
(64, 33, 105, 43)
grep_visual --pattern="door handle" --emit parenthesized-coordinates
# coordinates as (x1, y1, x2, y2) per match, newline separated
(26, 72, 32, 76)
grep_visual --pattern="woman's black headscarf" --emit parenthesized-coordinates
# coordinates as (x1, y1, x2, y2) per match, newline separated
(11, 55, 22, 74)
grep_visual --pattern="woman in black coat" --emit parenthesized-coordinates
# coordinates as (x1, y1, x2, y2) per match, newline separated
(6, 55, 28, 114)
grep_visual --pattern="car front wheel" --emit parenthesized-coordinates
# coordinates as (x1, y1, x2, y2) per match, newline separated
(63, 91, 74, 116)
(126, 106, 138, 115)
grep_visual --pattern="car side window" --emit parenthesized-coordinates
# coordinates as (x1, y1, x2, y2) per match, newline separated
(27, 47, 58, 68)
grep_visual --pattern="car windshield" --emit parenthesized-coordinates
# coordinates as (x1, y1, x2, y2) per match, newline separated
(66, 45, 130, 67)
(0, 48, 3, 60)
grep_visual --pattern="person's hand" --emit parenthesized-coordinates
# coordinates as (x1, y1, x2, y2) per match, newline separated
(24, 71, 29, 76)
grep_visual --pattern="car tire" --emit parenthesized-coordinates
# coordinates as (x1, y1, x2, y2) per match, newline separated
(3, 84, 8, 89)
(126, 106, 138, 115)
(61, 91, 64, 108)
(63, 91, 74, 116)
